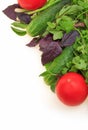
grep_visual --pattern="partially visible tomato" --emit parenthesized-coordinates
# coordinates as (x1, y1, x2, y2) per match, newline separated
(18, 0, 47, 10)
(55, 72, 88, 106)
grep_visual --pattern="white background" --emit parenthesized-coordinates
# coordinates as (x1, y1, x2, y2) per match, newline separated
(0, 1, 88, 130)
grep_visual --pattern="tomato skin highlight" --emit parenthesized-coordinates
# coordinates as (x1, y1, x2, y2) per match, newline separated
(18, 0, 47, 10)
(55, 72, 88, 106)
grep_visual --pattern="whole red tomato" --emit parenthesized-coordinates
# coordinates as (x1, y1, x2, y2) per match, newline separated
(55, 72, 88, 106)
(18, 0, 47, 10)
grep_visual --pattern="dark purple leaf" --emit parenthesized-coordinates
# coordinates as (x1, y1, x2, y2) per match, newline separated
(61, 30, 80, 47)
(26, 37, 40, 47)
(26, 34, 62, 64)
(41, 41, 62, 65)
(3, 4, 20, 21)
(39, 34, 53, 52)
(17, 13, 31, 24)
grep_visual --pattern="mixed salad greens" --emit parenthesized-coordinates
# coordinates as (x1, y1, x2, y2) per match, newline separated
(3, 0, 88, 93)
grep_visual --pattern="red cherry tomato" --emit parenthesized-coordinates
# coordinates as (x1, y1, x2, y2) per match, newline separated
(55, 72, 88, 106)
(18, 0, 47, 10)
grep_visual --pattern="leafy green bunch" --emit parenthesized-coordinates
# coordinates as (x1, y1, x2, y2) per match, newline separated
(44, 0, 88, 40)
(41, 0, 88, 92)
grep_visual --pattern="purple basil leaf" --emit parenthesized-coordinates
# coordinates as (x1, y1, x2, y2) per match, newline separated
(41, 41, 62, 65)
(17, 13, 31, 24)
(26, 34, 62, 65)
(3, 4, 20, 21)
(39, 34, 53, 52)
(26, 37, 40, 47)
(61, 30, 80, 47)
